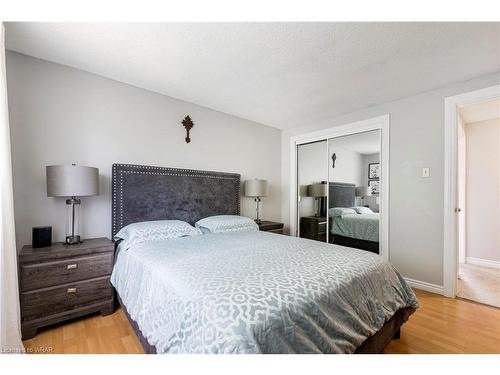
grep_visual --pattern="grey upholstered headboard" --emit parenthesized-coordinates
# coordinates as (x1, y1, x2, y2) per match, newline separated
(111, 164, 241, 237)
(328, 182, 355, 208)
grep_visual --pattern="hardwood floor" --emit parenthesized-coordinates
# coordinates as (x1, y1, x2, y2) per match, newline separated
(23, 289, 500, 354)
(384, 290, 500, 353)
(23, 305, 143, 354)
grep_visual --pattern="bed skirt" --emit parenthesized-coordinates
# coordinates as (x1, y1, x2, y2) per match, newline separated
(330, 235, 379, 254)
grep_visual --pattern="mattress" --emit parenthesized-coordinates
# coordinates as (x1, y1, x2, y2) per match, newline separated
(330, 212, 380, 242)
(111, 230, 417, 353)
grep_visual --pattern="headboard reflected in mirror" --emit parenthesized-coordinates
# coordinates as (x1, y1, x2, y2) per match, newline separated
(328, 182, 355, 209)
(111, 164, 241, 238)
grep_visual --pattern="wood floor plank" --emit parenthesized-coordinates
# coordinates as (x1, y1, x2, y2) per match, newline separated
(22, 289, 500, 354)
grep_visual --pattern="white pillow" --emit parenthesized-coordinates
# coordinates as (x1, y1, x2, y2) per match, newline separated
(115, 220, 202, 249)
(195, 215, 259, 234)
(329, 207, 357, 217)
(351, 206, 374, 214)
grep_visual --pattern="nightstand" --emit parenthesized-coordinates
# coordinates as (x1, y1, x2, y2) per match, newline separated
(300, 216, 327, 242)
(258, 221, 284, 234)
(18, 238, 115, 339)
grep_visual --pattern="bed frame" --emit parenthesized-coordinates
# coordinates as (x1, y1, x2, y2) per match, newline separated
(111, 163, 409, 354)
(328, 182, 379, 254)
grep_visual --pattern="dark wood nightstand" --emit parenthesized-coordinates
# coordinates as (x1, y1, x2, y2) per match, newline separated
(18, 238, 115, 339)
(258, 221, 284, 234)
(300, 216, 327, 242)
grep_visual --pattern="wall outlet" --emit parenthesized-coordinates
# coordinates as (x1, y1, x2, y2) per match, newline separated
(422, 167, 430, 178)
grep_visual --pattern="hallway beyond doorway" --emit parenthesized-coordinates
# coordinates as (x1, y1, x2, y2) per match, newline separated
(457, 263, 500, 308)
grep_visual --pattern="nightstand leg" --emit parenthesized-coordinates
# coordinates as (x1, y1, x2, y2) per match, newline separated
(22, 325, 38, 340)
(100, 302, 115, 316)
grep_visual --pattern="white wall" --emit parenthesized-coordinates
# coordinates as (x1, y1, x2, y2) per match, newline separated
(465, 117, 500, 262)
(6, 52, 282, 248)
(281, 72, 500, 287)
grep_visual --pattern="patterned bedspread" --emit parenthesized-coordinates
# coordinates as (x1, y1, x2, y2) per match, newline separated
(111, 230, 417, 353)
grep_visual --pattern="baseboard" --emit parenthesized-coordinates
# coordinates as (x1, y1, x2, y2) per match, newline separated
(404, 277, 444, 295)
(466, 257, 500, 269)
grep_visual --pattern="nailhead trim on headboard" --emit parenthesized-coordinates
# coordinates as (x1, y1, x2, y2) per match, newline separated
(111, 164, 241, 238)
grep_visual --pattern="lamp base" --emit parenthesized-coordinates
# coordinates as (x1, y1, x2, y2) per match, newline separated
(64, 235, 81, 245)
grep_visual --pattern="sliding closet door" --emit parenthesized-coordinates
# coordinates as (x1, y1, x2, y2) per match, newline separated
(297, 140, 328, 242)
(327, 130, 381, 253)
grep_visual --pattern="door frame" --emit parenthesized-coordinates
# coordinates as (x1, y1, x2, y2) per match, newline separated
(443, 85, 500, 298)
(289, 114, 390, 262)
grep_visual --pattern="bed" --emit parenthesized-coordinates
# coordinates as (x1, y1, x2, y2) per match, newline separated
(328, 182, 380, 254)
(110, 164, 417, 354)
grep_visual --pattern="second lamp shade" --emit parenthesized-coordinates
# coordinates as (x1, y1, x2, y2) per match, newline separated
(308, 183, 328, 197)
(244, 179, 268, 197)
(46, 165, 99, 197)
(355, 186, 371, 197)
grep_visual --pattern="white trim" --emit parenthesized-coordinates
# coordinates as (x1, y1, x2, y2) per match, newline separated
(466, 257, 500, 270)
(443, 85, 500, 298)
(289, 114, 390, 262)
(404, 278, 444, 295)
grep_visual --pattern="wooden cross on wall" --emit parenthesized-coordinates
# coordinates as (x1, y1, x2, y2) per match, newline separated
(181, 115, 194, 143)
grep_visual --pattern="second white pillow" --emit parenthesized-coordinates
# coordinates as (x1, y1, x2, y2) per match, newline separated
(195, 215, 259, 234)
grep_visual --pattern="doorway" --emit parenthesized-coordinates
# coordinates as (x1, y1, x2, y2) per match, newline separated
(456, 99, 500, 307)
(443, 85, 500, 301)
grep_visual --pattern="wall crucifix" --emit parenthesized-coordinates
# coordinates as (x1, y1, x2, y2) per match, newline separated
(181, 115, 194, 143)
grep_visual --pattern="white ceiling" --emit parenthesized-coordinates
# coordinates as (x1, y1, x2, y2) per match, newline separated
(328, 130, 380, 155)
(459, 98, 500, 124)
(5, 22, 500, 130)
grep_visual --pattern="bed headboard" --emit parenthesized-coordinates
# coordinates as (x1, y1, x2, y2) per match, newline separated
(328, 182, 355, 208)
(111, 164, 241, 237)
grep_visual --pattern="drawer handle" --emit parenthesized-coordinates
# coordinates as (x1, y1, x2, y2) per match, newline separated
(67, 288, 77, 294)
(319, 222, 327, 225)
(67, 264, 77, 270)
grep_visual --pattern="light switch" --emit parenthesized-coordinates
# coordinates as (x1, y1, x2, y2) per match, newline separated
(422, 167, 430, 178)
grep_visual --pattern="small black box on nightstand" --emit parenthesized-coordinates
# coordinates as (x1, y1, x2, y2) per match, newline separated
(32, 226, 52, 248)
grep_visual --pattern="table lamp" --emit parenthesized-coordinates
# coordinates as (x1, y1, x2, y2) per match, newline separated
(46, 164, 99, 245)
(355, 186, 371, 206)
(244, 179, 268, 224)
(308, 183, 328, 217)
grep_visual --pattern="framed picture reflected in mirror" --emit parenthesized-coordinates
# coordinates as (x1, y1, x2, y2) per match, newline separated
(368, 179, 380, 195)
(368, 163, 380, 179)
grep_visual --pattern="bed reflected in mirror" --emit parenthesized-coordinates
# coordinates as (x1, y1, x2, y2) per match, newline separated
(327, 130, 381, 254)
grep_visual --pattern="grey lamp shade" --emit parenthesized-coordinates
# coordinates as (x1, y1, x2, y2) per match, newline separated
(308, 183, 328, 197)
(244, 179, 268, 197)
(46, 165, 99, 197)
(355, 186, 371, 197)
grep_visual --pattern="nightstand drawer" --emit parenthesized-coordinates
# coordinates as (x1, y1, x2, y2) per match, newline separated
(300, 216, 327, 241)
(20, 253, 113, 292)
(21, 276, 113, 321)
(258, 221, 284, 234)
(267, 228, 284, 234)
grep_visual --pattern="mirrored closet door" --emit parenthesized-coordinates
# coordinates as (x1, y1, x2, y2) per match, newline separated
(295, 129, 382, 255)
